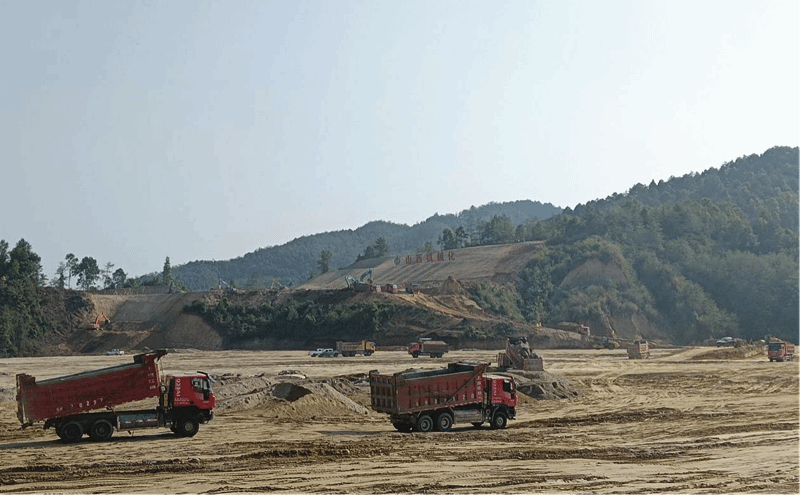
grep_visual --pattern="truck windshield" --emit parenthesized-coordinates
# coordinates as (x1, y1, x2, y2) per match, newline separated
(768, 343, 784, 352)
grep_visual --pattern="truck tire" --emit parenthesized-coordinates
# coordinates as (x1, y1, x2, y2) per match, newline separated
(89, 419, 114, 441)
(364, 351, 373, 356)
(490, 412, 507, 430)
(411, 352, 419, 359)
(60, 421, 84, 443)
(175, 417, 200, 437)
(435, 412, 453, 432)
(416, 414, 434, 433)
(392, 422, 413, 432)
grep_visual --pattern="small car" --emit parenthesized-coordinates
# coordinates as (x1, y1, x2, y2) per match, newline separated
(106, 348, 125, 355)
(715, 337, 735, 347)
(309, 348, 338, 357)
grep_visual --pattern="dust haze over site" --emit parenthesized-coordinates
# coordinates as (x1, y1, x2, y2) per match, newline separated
(1, 1, 797, 279)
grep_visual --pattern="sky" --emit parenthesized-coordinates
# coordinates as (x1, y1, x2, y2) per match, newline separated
(1, 0, 798, 280)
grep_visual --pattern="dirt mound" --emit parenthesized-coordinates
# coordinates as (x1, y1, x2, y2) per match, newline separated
(691, 344, 766, 360)
(506, 370, 581, 400)
(438, 276, 467, 295)
(213, 373, 370, 418)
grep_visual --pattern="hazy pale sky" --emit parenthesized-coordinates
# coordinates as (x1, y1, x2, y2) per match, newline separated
(1, 0, 798, 279)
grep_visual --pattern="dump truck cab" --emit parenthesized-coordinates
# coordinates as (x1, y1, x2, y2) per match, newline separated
(484, 374, 518, 409)
(164, 374, 216, 409)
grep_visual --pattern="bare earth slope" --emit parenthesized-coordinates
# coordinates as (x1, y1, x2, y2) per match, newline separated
(296, 241, 545, 290)
(39, 240, 656, 354)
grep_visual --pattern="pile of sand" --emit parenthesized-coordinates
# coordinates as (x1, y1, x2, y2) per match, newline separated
(691, 344, 766, 360)
(213, 373, 370, 418)
(437, 276, 467, 295)
(507, 370, 581, 400)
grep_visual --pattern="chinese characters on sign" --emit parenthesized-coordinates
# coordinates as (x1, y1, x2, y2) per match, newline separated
(404, 251, 456, 265)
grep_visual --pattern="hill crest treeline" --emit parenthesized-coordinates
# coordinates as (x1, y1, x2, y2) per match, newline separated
(0, 146, 797, 356)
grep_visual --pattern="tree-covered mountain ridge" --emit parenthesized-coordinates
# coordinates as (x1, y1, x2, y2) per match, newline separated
(173, 145, 798, 344)
(1, 146, 796, 358)
(171, 199, 563, 291)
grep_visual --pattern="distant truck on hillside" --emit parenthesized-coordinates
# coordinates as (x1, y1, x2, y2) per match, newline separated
(336, 340, 376, 357)
(408, 338, 448, 358)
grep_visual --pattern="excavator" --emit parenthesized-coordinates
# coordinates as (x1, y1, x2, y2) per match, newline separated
(345, 268, 374, 292)
(497, 336, 544, 371)
(89, 312, 111, 330)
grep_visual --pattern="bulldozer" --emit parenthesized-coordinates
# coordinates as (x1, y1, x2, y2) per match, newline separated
(596, 336, 620, 350)
(497, 336, 544, 371)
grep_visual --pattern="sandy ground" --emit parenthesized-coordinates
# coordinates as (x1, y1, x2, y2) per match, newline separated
(0, 348, 797, 494)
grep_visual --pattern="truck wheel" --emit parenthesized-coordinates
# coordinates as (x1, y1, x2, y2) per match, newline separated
(60, 421, 84, 443)
(416, 414, 434, 433)
(412, 352, 419, 359)
(89, 419, 114, 441)
(365, 351, 373, 356)
(392, 422, 412, 432)
(175, 417, 200, 437)
(435, 412, 453, 432)
(490, 413, 507, 430)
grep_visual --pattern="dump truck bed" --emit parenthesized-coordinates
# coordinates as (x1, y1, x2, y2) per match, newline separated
(370, 362, 486, 415)
(16, 351, 165, 425)
(421, 341, 448, 353)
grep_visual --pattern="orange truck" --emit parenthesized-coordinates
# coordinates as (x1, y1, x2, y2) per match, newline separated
(767, 341, 795, 362)
(16, 350, 215, 443)
(336, 340, 376, 357)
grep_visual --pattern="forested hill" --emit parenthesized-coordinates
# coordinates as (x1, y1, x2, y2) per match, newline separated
(171, 200, 562, 290)
(526, 146, 798, 344)
(167, 145, 797, 344)
(582, 145, 798, 236)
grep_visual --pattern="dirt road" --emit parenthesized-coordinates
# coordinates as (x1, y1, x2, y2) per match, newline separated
(0, 348, 797, 493)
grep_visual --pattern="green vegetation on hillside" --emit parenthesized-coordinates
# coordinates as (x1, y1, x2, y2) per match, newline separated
(183, 298, 410, 344)
(0, 239, 50, 357)
(505, 146, 798, 344)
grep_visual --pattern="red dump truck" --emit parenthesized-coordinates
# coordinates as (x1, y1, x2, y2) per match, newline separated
(767, 340, 795, 362)
(369, 362, 517, 432)
(408, 338, 448, 358)
(16, 350, 215, 443)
